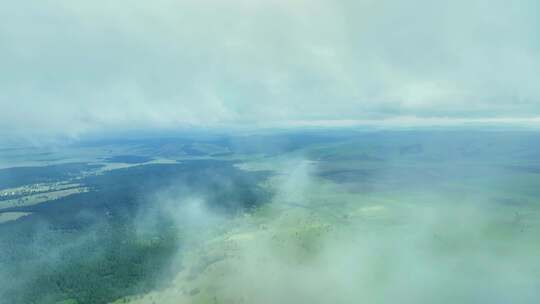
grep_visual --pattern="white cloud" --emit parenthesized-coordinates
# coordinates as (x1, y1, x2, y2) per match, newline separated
(1, 0, 539, 136)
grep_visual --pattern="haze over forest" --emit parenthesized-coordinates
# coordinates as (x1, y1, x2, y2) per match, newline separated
(1, 1, 540, 304)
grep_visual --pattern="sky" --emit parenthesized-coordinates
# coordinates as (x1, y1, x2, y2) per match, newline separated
(1, 0, 540, 138)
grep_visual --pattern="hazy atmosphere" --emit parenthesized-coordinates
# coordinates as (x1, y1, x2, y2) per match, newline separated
(1, 1, 540, 304)
(2, 0, 540, 138)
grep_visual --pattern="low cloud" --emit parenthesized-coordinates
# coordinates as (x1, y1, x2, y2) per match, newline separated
(123, 158, 540, 303)
(1, 0, 540, 137)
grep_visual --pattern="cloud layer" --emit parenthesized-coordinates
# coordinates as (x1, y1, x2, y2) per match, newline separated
(2, 0, 540, 136)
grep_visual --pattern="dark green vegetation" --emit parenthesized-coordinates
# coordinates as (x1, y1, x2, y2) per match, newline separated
(0, 160, 271, 304)
(2, 129, 540, 304)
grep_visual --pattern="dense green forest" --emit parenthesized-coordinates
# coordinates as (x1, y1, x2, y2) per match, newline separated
(0, 160, 271, 304)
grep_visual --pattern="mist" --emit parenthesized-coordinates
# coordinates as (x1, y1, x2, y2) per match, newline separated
(122, 151, 539, 304)
(1, 0, 540, 302)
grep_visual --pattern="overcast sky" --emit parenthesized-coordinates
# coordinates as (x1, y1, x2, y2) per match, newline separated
(1, 0, 540, 137)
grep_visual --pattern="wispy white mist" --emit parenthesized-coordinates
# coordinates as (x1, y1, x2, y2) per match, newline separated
(135, 159, 540, 304)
